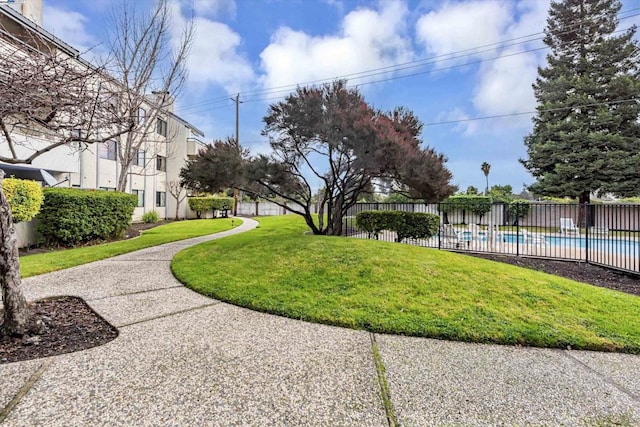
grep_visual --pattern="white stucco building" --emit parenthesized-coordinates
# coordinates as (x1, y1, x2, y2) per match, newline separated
(0, 1, 205, 222)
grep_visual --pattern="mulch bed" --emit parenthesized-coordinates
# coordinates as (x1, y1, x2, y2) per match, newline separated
(0, 296, 118, 364)
(2, 222, 161, 364)
(468, 253, 640, 296)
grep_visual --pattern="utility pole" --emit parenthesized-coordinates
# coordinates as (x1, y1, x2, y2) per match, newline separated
(231, 93, 241, 216)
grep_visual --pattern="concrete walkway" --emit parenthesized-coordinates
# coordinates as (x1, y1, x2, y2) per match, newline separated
(1, 217, 639, 426)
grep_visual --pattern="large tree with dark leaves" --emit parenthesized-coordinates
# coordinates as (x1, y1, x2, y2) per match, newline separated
(251, 81, 454, 235)
(182, 81, 455, 235)
(180, 137, 248, 194)
(522, 0, 640, 204)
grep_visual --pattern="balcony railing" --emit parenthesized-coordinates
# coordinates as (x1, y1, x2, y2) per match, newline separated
(186, 137, 204, 157)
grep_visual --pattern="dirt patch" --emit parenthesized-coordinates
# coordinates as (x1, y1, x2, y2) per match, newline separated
(468, 253, 640, 296)
(0, 296, 118, 364)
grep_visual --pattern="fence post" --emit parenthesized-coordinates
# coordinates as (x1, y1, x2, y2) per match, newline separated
(438, 203, 442, 250)
(516, 203, 520, 257)
(584, 202, 589, 264)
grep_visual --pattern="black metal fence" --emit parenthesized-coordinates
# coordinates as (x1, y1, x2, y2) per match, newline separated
(342, 202, 640, 275)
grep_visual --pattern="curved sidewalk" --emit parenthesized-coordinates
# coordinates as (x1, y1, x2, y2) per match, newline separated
(0, 217, 638, 426)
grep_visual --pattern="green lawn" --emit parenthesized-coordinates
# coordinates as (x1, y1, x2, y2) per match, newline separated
(172, 215, 640, 353)
(20, 218, 240, 278)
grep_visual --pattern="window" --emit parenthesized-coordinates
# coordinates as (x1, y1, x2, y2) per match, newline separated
(99, 140, 117, 160)
(132, 190, 144, 207)
(156, 155, 166, 172)
(99, 187, 116, 192)
(138, 108, 146, 125)
(155, 191, 166, 207)
(134, 150, 145, 166)
(156, 118, 167, 137)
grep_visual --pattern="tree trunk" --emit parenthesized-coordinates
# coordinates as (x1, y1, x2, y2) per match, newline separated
(326, 200, 344, 236)
(578, 191, 590, 228)
(0, 170, 30, 336)
(116, 166, 129, 193)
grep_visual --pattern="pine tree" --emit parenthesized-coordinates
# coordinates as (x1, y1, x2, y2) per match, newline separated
(522, 0, 640, 203)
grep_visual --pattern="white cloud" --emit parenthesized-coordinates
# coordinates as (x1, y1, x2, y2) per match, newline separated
(186, 18, 255, 92)
(417, 0, 549, 134)
(170, 2, 254, 94)
(471, 1, 549, 127)
(473, 48, 539, 117)
(416, 1, 512, 61)
(258, 0, 413, 91)
(437, 108, 479, 136)
(183, 0, 237, 18)
(42, 5, 98, 54)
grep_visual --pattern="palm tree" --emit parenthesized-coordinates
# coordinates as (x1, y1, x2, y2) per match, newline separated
(481, 162, 491, 195)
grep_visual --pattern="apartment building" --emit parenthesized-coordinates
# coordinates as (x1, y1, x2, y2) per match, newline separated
(0, 0, 205, 222)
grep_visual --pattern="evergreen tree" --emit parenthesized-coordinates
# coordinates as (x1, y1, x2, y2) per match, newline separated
(522, 0, 640, 203)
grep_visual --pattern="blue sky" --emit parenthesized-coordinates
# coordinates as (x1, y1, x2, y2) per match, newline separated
(42, 0, 640, 195)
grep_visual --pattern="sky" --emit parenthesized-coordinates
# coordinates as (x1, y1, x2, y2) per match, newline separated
(40, 0, 640, 195)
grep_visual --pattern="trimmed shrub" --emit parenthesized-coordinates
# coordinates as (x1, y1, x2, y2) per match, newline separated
(188, 196, 234, 218)
(188, 197, 215, 218)
(356, 210, 440, 243)
(395, 212, 440, 242)
(507, 199, 531, 224)
(356, 211, 391, 238)
(142, 210, 160, 224)
(616, 197, 640, 204)
(439, 195, 493, 223)
(2, 177, 44, 223)
(37, 188, 137, 246)
(212, 197, 233, 217)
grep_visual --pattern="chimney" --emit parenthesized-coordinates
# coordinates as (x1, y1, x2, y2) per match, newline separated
(6, 0, 43, 27)
(152, 91, 174, 113)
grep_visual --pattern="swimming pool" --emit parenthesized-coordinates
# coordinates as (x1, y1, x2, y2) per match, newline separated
(500, 234, 639, 256)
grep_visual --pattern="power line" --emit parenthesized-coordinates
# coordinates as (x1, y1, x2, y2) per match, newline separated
(422, 98, 640, 127)
(175, 8, 640, 115)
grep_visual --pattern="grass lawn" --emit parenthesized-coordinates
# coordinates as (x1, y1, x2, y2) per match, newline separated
(172, 215, 640, 353)
(20, 218, 240, 278)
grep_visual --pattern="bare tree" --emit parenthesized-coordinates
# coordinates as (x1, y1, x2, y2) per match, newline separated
(0, 33, 130, 164)
(167, 180, 186, 220)
(0, 27, 132, 336)
(105, 0, 194, 192)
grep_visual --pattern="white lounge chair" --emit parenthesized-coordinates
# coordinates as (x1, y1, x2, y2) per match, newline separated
(590, 225, 609, 235)
(439, 224, 464, 248)
(522, 229, 546, 245)
(467, 223, 483, 240)
(559, 218, 579, 234)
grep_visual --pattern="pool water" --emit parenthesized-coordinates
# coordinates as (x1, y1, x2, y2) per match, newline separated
(459, 231, 638, 255)
(501, 234, 639, 255)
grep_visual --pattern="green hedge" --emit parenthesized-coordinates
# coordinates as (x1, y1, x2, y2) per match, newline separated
(507, 199, 531, 221)
(2, 177, 43, 223)
(188, 196, 233, 218)
(356, 210, 440, 243)
(37, 188, 136, 246)
(212, 197, 233, 212)
(439, 195, 493, 217)
(188, 197, 214, 218)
